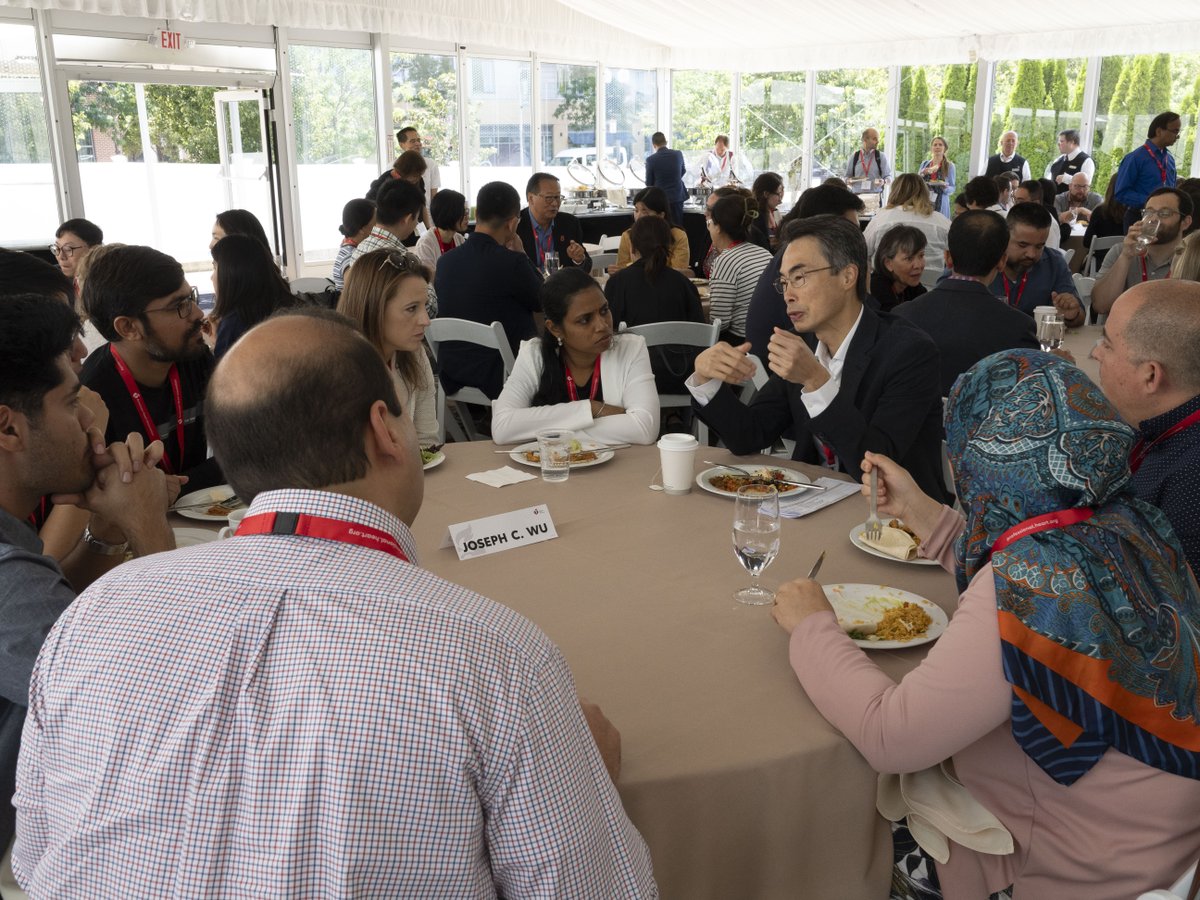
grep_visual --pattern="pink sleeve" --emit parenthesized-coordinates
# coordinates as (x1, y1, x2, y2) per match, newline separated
(788, 565, 1012, 774)
(919, 504, 965, 572)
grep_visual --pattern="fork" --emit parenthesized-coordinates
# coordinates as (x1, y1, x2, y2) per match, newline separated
(865, 468, 882, 542)
(175, 493, 239, 511)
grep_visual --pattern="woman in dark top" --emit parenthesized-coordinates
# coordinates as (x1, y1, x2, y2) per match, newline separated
(749, 172, 785, 251)
(605, 216, 705, 394)
(869, 224, 928, 312)
(1083, 177, 1127, 248)
(209, 234, 296, 358)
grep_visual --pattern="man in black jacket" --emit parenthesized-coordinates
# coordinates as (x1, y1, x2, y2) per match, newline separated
(895, 210, 1038, 397)
(687, 215, 949, 503)
(515, 173, 592, 274)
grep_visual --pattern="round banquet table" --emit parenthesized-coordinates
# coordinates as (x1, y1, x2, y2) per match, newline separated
(407, 442, 963, 899)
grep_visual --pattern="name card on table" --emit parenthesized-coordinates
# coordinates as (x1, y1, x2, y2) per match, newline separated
(442, 504, 558, 560)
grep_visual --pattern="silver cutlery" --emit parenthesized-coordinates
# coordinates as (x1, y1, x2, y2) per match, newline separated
(806, 550, 826, 580)
(864, 468, 882, 542)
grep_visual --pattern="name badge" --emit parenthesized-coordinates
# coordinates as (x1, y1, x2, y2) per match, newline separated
(442, 504, 558, 560)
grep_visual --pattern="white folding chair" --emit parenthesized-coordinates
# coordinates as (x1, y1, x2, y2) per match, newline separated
(1084, 236, 1123, 277)
(1057, 247, 1074, 266)
(289, 276, 335, 294)
(591, 252, 618, 271)
(424, 318, 515, 443)
(1072, 273, 1095, 323)
(599, 234, 622, 252)
(620, 318, 720, 442)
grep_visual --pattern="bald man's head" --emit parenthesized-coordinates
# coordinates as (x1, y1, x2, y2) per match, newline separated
(208, 308, 404, 502)
(1119, 280, 1200, 393)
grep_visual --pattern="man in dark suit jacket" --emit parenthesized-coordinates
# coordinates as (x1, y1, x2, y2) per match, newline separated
(687, 215, 949, 503)
(895, 210, 1039, 397)
(515, 173, 592, 275)
(644, 132, 687, 225)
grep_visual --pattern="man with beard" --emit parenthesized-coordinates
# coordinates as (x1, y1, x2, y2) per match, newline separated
(1054, 172, 1102, 226)
(1092, 187, 1193, 317)
(987, 202, 1084, 326)
(0, 293, 172, 864)
(81, 246, 224, 490)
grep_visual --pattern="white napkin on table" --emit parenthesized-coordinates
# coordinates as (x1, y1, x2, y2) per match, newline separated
(466, 466, 538, 488)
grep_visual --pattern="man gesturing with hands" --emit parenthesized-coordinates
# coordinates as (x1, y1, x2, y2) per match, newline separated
(686, 215, 949, 502)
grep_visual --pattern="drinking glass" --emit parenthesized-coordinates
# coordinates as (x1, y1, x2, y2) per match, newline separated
(544, 250, 561, 278)
(535, 429, 571, 482)
(1136, 215, 1161, 253)
(1037, 314, 1066, 352)
(731, 485, 781, 605)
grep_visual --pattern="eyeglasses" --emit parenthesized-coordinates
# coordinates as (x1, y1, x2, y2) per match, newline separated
(536, 194, 563, 204)
(1141, 207, 1181, 220)
(143, 287, 200, 318)
(50, 242, 84, 258)
(774, 266, 833, 293)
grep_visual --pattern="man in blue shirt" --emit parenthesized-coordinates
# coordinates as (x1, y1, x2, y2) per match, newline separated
(1113, 111, 1181, 231)
(988, 202, 1084, 326)
(643, 132, 686, 226)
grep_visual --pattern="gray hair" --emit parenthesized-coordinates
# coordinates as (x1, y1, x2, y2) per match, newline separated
(1122, 281, 1200, 392)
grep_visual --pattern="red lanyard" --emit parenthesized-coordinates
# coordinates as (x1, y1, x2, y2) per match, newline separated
(1140, 256, 1149, 282)
(533, 223, 554, 266)
(1129, 406, 1200, 473)
(109, 345, 184, 475)
(564, 355, 602, 402)
(718, 152, 729, 172)
(1000, 271, 1029, 308)
(859, 150, 874, 179)
(990, 507, 1095, 556)
(436, 233, 456, 255)
(1144, 142, 1168, 184)
(236, 511, 410, 562)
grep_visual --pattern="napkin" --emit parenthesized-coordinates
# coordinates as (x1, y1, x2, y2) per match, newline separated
(778, 477, 860, 518)
(860, 524, 920, 560)
(466, 466, 538, 488)
(877, 761, 1013, 864)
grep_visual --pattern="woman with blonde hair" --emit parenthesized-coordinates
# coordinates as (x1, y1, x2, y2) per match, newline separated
(1170, 230, 1200, 282)
(863, 172, 951, 273)
(337, 248, 439, 445)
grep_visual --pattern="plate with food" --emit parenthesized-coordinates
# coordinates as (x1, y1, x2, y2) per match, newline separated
(174, 527, 219, 548)
(172, 485, 246, 522)
(696, 466, 812, 498)
(509, 439, 615, 469)
(849, 519, 940, 566)
(422, 448, 446, 471)
(825, 583, 948, 650)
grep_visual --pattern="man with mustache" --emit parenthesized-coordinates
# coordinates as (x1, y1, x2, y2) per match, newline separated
(81, 246, 224, 490)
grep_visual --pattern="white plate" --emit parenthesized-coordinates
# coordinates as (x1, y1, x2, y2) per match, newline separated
(172, 484, 246, 522)
(423, 450, 446, 471)
(825, 583, 948, 650)
(696, 465, 812, 499)
(174, 527, 218, 548)
(849, 522, 940, 566)
(509, 441, 615, 469)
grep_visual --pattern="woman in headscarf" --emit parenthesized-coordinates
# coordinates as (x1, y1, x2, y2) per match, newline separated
(771, 349, 1200, 899)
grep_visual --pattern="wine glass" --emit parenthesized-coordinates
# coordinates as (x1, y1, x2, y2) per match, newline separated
(1037, 314, 1066, 352)
(731, 485, 781, 605)
(1136, 215, 1161, 253)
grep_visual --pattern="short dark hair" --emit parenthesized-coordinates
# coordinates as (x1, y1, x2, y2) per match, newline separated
(1017, 180, 1043, 204)
(396, 126, 418, 144)
(374, 178, 426, 228)
(1006, 201, 1054, 232)
(0, 293, 79, 421)
(206, 307, 402, 503)
(1147, 186, 1194, 220)
(476, 181, 521, 226)
(948, 210, 1009, 276)
(430, 190, 467, 230)
(0, 248, 73, 300)
(215, 209, 271, 253)
(394, 149, 427, 178)
(55, 218, 103, 246)
(873, 225, 928, 276)
(960, 175, 1000, 209)
(651, 131, 666, 146)
(82, 245, 185, 342)
(632, 185, 668, 216)
(1148, 111, 1181, 140)
(782, 215, 867, 302)
(526, 172, 558, 196)
(1058, 129, 1081, 145)
(709, 193, 759, 242)
(339, 198, 375, 237)
(992, 174, 1012, 196)
(795, 184, 864, 219)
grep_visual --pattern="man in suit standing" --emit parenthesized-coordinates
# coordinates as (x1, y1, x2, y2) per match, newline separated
(895, 210, 1038, 397)
(644, 132, 686, 225)
(685, 215, 949, 503)
(515, 173, 592, 275)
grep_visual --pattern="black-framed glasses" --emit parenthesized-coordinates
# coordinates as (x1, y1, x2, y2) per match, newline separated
(144, 287, 200, 318)
(1141, 207, 1181, 220)
(50, 242, 84, 258)
(774, 266, 833, 294)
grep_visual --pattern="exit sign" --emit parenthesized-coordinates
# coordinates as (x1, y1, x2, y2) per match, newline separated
(151, 29, 193, 51)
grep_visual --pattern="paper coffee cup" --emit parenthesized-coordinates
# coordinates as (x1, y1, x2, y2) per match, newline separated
(1033, 305, 1057, 325)
(658, 432, 699, 495)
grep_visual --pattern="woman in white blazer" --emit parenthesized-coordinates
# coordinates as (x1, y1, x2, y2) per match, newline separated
(492, 268, 659, 445)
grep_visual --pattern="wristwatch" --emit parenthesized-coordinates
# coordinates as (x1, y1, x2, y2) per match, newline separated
(82, 525, 129, 556)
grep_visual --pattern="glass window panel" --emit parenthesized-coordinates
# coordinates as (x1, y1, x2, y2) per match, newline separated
(465, 57, 531, 208)
(897, 64, 975, 191)
(738, 72, 805, 202)
(604, 67, 656, 183)
(289, 44, 377, 268)
(987, 58, 1086, 189)
(392, 51, 460, 205)
(671, 70, 731, 184)
(1093, 53, 1200, 194)
(540, 62, 596, 185)
(0, 23, 58, 245)
(812, 68, 889, 190)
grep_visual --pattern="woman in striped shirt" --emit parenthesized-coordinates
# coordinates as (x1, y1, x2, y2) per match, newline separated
(707, 193, 774, 344)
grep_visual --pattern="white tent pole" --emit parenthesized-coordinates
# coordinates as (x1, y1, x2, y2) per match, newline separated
(802, 69, 816, 194)
(1079, 56, 1101, 159)
(970, 56, 996, 178)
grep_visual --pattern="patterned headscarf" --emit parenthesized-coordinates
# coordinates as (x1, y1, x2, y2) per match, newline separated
(944, 349, 1200, 785)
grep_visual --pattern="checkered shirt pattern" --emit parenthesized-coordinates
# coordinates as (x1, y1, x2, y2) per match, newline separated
(14, 489, 656, 898)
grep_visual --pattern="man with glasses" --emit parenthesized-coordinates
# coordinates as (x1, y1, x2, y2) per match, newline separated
(1114, 111, 1182, 231)
(397, 125, 439, 209)
(49, 218, 103, 285)
(80, 246, 223, 490)
(685, 214, 949, 502)
(1092, 187, 1193, 316)
(517, 173, 591, 274)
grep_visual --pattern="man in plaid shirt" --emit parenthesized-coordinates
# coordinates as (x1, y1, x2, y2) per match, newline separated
(14, 308, 656, 898)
